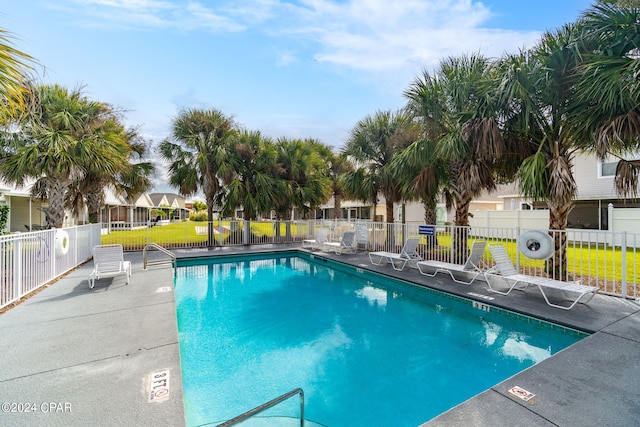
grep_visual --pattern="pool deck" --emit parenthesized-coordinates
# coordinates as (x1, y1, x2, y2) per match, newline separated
(0, 244, 638, 426)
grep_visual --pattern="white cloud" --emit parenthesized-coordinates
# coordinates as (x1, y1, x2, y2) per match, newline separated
(56, 0, 544, 91)
(288, 0, 542, 84)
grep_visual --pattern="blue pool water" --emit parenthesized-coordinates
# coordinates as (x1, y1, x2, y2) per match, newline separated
(175, 253, 586, 427)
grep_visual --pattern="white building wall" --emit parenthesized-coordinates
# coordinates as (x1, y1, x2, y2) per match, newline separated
(573, 152, 617, 199)
(469, 209, 550, 230)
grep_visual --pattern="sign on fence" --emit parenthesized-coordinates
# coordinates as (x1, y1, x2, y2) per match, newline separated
(418, 225, 435, 236)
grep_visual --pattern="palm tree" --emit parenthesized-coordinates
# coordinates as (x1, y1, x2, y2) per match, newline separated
(340, 109, 416, 249)
(0, 28, 34, 119)
(495, 25, 584, 277)
(324, 149, 353, 220)
(571, 2, 640, 196)
(272, 138, 331, 220)
(390, 136, 448, 225)
(341, 110, 415, 222)
(405, 54, 504, 262)
(159, 108, 236, 245)
(221, 129, 278, 220)
(68, 127, 153, 223)
(0, 84, 132, 228)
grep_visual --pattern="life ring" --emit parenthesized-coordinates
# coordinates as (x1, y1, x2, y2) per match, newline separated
(518, 230, 553, 259)
(55, 229, 70, 257)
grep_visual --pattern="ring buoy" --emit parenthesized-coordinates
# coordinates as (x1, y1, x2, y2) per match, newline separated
(55, 229, 70, 257)
(518, 230, 553, 259)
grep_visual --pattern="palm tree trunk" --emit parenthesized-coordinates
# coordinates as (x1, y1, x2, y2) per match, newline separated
(423, 197, 437, 250)
(333, 192, 342, 220)
(86, 192, 103, 224)
(206, 194, 216, 247)
(451, 193, 473, 263)
(46, 179, 67, 228)
(386, 199, 395, 249)
(548, 199, 572, 280)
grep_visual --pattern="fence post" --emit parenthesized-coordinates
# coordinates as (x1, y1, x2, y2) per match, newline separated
(608, 203, 614, 247)
(50, 229, 57, 282)
(244, 220, 251, 245)
(621, 231, 627, 298)
(13, 237, 21, 300)
(515, 226, 521, 272)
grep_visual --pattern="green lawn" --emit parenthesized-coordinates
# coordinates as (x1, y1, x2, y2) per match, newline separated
(101, 221, 311, 249)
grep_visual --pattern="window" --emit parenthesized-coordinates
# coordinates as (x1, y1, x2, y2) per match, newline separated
(600, 161, 618, 177)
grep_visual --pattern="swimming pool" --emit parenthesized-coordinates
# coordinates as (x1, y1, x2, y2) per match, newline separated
(175, 253, 586, 426)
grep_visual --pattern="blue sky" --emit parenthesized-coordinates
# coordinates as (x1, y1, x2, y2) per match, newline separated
(3, 0, 593, 192)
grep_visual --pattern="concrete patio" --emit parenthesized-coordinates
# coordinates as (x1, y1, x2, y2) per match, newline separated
(0, 244, 638, 426)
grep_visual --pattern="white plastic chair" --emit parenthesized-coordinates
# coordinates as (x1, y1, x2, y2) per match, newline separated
(88, 244, 132, 289)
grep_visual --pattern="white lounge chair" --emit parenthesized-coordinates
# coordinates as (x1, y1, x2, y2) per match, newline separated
(484, 245, 598, 310)
(88, 244, 132, 289)
(303, 228, 330, 250)
(416, 241, 487, 285)
(323, 231, 357, 254)
(368, 238, 421, 271)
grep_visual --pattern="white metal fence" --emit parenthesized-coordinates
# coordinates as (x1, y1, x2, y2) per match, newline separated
(5, 219, 635, 311)
(99, 219, 640, 300)
(0, 224, 102, 310)
(309, 220, 639, 299)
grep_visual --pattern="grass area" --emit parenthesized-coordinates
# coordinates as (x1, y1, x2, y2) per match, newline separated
(100, 221, 311, 249)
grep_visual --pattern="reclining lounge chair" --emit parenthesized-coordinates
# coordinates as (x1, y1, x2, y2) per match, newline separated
(323, 231, 357, 254)
(302, 228, 329, 250)
(484, 244, 598, 310)
(368, 237, 421, 271)
(416, 240, 487, 285)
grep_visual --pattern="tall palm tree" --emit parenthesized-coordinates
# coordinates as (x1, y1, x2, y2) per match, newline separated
(390, 136, 448, 225)
(0, 84, 131, 228)
(272, 138, 331, 221)
(495, 25, 584, 277)
(571, 2, 640, 196)
(0, 28, 34, 119)
(340, 109, 416, 249)
(159, 108, 236, 244)
(221, 129, 278, 220)
(405, 54, 504, 261)
(341, 110, 415, 222)
(323, 149, 353, 220)
(68, 127, 153, 223)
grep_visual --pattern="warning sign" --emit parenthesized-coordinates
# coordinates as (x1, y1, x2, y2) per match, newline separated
(508, 386, 536, 402)
(149, 370, 170, 402)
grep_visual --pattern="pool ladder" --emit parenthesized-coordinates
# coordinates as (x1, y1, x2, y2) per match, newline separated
(143, 243, 176, 270)
(216, 388, 305, 427)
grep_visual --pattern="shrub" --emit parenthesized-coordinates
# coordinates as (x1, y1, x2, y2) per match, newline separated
(190, 212, 208, 222)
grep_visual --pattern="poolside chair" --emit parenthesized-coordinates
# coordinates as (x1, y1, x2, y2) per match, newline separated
(323, 231, 357, 254)
(416, 240, 487, 285)
(302, 228, 330, 250)
(484, 245, 598, 310)
(88, 244, 132, 289)
(368, 237, 421, 271)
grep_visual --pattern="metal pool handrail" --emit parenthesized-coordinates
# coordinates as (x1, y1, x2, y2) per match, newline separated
(216, 387, 305, 427)
(143, 243, 176, 270)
